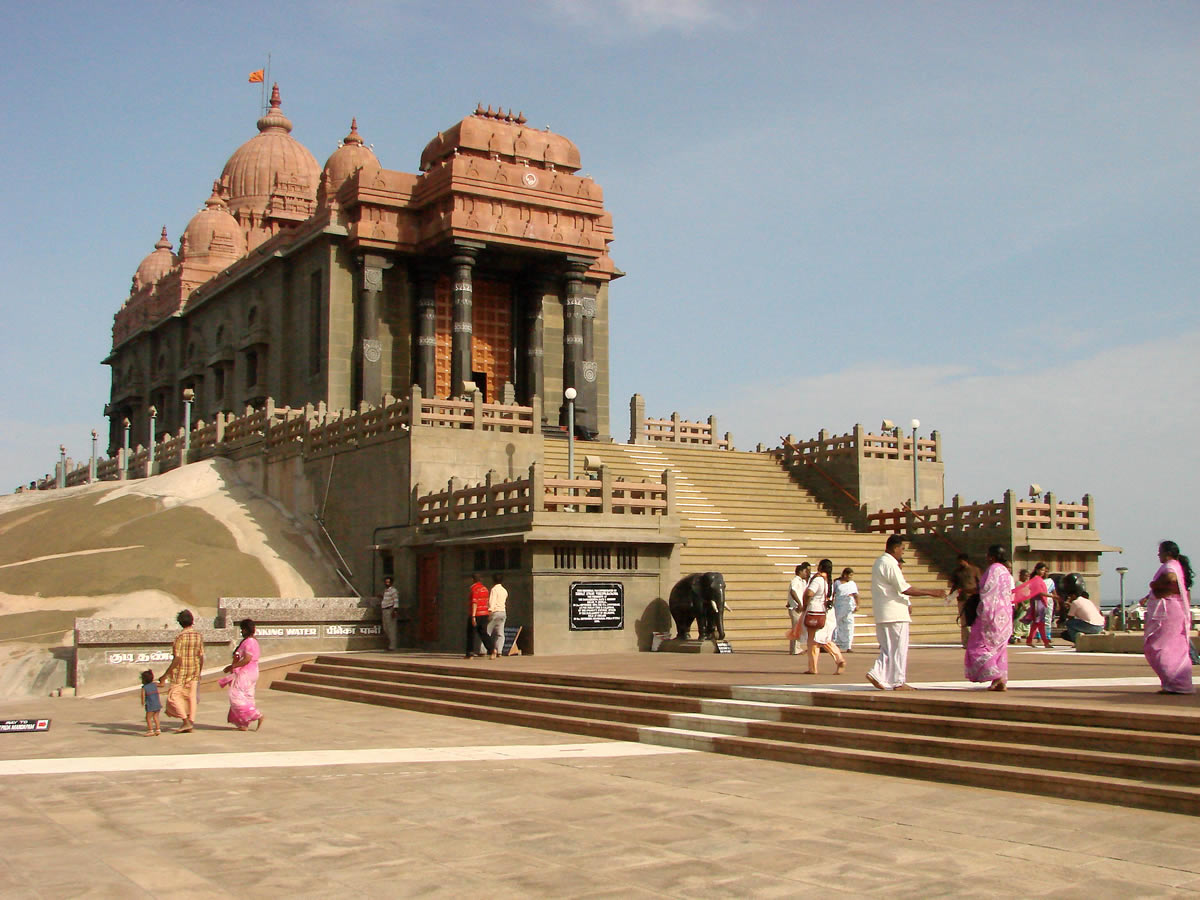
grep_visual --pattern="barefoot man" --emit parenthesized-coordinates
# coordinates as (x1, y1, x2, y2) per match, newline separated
(866, 535, 947, 691)
(160, 609, 204, 732)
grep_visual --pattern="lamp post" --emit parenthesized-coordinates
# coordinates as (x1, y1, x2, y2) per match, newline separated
(57, 444, 67, 489)
(564, 387, 577, 484)
(122, 418, 131, 479)
(89, 429, 98, 483)
(147, 405, 157, 477)
(910, 418, 921, 510)
(1116, 566, 1128, 631)
(182, 388, 195, 464)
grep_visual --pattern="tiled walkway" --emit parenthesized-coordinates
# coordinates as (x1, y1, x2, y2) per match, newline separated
(0, 647, 1198, 898)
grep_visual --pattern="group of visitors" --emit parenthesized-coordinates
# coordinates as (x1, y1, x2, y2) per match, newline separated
(465, 572, 508, 659)
(141, 610, 264, 734)
(786, 561, 859, 673)
(958, 540, 1195, 694)
(855, 536, 1194, 695)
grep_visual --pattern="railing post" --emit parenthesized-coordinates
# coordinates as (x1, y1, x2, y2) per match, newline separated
(783, 434, 796, 467)
(530, 394, 542, 433)
(472, 389, 484, 430)
(629, 393, 645, 444)
(671, 411, 681, 443)
(724, 431, 733, 450)
(1004, 489, 1018, 536)
(951, 493, 962, 531)
(529, 462, 543, 513)
(409, 384, 422, 428)
(600, 465, 612, 514)
(1083, 493, 1094, 530)
(215, 413, 226, 447)
(931, 429, 942, 462)
(446, 477, 458, 521)
(484, 470, 497, 520)
(1046, 492, 1057, 530)
(663, 468, 674, 517)
(707, 415, 718, 448)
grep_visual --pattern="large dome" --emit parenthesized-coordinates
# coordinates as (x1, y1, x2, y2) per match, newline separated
(320, 118, 381, 203)
(131, 226, 177, 292)
(181, 185, 247, 263)
(220, 84, 320, 220)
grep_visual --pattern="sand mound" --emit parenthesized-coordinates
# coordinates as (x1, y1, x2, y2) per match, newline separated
(0, 461, 343, 698)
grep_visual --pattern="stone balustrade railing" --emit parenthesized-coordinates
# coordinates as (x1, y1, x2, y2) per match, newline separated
(867, 490, 1093, 535)
(25, 386, 544, 491)
(628, 393, 732, 449)
(778, 424, 941, 466)
(417, 461, 672, 525)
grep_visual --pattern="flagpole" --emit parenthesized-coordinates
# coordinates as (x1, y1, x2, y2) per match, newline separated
(264, 53, 272, 112)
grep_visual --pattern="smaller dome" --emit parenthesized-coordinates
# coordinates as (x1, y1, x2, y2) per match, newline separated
(420, 105, 581, 173)
(181, 184, 247, 263)
(132, 226, 178, 292)
(320, 118, 381, 203)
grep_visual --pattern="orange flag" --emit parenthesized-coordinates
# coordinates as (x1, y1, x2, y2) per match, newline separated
(248, 69, 264, 83)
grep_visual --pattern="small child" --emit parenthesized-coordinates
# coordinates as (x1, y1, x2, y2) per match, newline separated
(140, 669, 162, 736)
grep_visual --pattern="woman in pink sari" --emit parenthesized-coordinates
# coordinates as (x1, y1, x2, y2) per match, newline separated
(220, 619, 265, 730)
(1013, 563, 1052, 649)
(1143, 541, 1195, 695)
(965, 544, 1014, 691)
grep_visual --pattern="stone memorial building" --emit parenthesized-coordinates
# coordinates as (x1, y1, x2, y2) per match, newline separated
(105, 87, 618, 453)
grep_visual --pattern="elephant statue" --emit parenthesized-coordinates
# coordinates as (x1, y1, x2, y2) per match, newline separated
(668, 572, 727, 641)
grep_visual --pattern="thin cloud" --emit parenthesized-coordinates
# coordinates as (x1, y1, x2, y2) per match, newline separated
(543, 0, 730, 35)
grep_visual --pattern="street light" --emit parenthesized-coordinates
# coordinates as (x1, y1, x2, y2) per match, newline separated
(564, 387, 577, 484)
(147, 405, 157, 477)
(1116, 566, 1128, 631)
(182, 388, 195, 463)
(910, 418, 921, 510)
(89, 429, 98, 483)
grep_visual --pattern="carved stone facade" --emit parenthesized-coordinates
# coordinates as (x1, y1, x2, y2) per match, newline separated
(105, 93, 619, 452)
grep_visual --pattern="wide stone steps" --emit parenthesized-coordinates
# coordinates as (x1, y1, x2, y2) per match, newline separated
(543, 440, 957, 649)
(274, 657, 1200, 815)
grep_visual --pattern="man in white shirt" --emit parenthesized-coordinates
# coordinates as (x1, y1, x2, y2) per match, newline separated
(866, 535, 946, 690)
(380, 576, 400, 651)
(487, 573, 509, 658)
(787, 562, 810, 656)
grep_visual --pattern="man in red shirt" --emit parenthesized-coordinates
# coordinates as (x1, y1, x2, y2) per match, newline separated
(465, 574, 496, 659)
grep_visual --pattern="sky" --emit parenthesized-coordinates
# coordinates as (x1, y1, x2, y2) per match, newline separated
(1, 0, 1196, 600)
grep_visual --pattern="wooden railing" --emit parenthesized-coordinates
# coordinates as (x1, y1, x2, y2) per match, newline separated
(416, 462, 672, 525)
(628, 394, 732, 449)
(868, 491, 1093, 535)
(23, 386, 543, 491)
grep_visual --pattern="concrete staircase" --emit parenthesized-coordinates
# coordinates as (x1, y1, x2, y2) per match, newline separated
(274, 656, 1200, 816)
(542, 441, 958, 648)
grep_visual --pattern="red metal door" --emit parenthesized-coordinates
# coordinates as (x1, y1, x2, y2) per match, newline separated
(417, 553, 440, 643)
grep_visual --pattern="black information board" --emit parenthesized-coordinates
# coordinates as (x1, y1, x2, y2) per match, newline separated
(569, 582, 624, 631)
(0, 719, 50, 734)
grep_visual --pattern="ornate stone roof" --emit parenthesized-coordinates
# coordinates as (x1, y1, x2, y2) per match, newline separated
(419, 104, 581, 173)
(320, 118, 381, 204)
(219, 84, 320, 224)
(181, 183, 247, 263)
(131, 226, 177, 293)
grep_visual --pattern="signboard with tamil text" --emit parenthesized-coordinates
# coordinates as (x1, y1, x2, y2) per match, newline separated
(1, 719, 50, 734)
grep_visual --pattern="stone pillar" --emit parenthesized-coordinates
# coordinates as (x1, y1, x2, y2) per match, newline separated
(560, 258, 595, 436)
(359, 253, 392, 407)
(520, 277, 547, 407)
(450, 244, 482, 397)
(414, 266, 437, 397)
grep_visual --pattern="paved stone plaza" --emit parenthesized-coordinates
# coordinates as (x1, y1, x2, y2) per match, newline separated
(1, 647, 1199, 898)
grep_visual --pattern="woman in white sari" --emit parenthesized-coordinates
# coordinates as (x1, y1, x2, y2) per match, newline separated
(801, 559, 846, 675)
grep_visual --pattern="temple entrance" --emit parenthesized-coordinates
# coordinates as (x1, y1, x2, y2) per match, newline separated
(434, 276, 512, 399)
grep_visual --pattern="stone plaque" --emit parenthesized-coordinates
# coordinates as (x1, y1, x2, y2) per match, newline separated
(569, 581, 624, 631)
(362, 339, 382, 363)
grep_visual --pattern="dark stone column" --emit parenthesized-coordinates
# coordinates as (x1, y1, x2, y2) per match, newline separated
(450, 244, 482, 397)
(359, 253, 392, 406)
(414, 266, 437, 397)
(560, 258, 595, 436)
(520, 276, 547, 407)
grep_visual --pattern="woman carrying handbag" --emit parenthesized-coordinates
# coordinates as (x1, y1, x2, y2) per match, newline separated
(802, 558, 847, 675)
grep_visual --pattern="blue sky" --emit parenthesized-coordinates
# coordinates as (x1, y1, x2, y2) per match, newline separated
(1, 1, 1196, 598)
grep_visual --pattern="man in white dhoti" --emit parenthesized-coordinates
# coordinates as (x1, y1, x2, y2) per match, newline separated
(866, 535, 947, 690)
